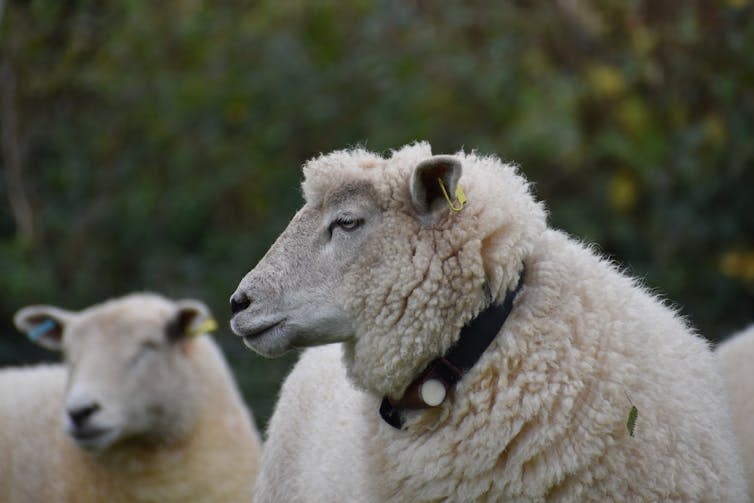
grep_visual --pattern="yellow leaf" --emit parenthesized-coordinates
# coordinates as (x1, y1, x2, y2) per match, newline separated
(631, 27, 656, 56)
(704, 114, 727, 147)
(616, 97, 650, 136)
(721, 250, 754, 282)
(587, 64, 626, 98)
(608, 171, 638, 213)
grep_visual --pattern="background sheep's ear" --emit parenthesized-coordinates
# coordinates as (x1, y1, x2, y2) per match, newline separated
(166, 299, 215, 343)
(410, 155, 463, 221)
(13, 305, 74, 351)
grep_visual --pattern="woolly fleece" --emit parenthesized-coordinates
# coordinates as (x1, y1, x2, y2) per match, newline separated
(0, 293, 261, 502)
(248, 143, 748, 502)
(717, 323, 754, 498)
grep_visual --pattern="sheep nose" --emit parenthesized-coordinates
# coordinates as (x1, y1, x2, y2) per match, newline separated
(230, 292, 251, 315)
(68, 402, 101, 428)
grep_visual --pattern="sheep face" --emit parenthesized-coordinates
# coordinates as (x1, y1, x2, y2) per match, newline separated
(230, 181, 381, 358)
(231, 143, 546, 395)
(14, 294, 207, 452)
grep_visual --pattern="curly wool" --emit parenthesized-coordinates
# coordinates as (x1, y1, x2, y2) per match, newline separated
(717, 324, 754, 498)
(303, 143, 546, 398)
(256, 143, 748, 502)
(0, 297, 261, 503)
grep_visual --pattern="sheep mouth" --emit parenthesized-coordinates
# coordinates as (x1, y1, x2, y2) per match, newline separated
(238, 318, 286, 346)
(68, 426, 118, 450)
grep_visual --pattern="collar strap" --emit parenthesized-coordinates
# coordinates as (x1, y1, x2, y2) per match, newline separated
(379, 269, 525, 430)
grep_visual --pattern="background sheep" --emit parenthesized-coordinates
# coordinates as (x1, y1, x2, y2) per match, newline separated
(717, 323, 754, 498)
(1, 293, 261, 502)
(231, 142, 748, 502)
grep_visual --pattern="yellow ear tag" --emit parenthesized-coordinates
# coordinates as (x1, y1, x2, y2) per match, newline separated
(189, 317, 218, 337)
(438, 178, 467, 212)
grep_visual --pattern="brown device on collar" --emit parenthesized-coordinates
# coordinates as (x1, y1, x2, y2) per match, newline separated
(379, 269, 525, 429)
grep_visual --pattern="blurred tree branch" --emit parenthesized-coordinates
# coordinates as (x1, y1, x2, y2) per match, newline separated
(1, 56, 34, 245)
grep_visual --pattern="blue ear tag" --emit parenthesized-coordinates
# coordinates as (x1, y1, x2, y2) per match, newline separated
(28, 319, 57, 342)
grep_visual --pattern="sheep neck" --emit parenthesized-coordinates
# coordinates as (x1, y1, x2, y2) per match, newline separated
(380, 268, 525, 429)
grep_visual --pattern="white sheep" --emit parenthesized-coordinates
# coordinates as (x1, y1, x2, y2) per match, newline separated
(2, 293, 261, 502)
(230, 142, 748, 501)
(717, 323, 754, 497)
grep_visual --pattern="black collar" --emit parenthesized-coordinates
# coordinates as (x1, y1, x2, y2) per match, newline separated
(379, 269, 525, 429)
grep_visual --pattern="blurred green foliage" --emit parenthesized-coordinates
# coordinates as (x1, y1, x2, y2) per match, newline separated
(1, 0, 752, 430)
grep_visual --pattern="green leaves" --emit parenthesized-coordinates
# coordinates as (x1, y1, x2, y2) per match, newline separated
(1, 1, 752, 429)
(627, 405, 638, 438)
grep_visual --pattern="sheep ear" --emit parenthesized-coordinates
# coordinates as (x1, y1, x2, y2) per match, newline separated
(166, 299, 216, 343)
(14, 305, 74, 351)
(410, 155, 463, 221)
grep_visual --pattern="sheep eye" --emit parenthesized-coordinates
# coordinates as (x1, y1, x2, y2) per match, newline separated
(129, 340, 160, 368)
(141, 340, 160, 352)
(329, 216, 363, 235)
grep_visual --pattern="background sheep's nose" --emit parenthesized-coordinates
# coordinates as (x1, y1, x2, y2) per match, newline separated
(68, 402, 100, 428)
(230, 292, 251, 315)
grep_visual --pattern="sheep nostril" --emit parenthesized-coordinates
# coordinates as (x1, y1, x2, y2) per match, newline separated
(68, 402, 101, 428)
(230, 293, 251, 315)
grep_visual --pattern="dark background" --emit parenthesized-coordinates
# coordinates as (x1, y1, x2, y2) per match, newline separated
(1, 1, 752, 430)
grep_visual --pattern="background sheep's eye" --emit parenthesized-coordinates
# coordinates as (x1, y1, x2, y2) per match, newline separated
(140, 340, 160, 353)
(129, 340, 160, 368)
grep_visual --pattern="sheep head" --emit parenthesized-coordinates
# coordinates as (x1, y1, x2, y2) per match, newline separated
(231, 142, 546, 397)
(14, 294, 212, 452)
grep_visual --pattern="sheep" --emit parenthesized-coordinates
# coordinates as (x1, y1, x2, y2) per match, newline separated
(717, 323, 754, 497)
(230, 142, 748, 502)
(2, 293, 261, 502)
